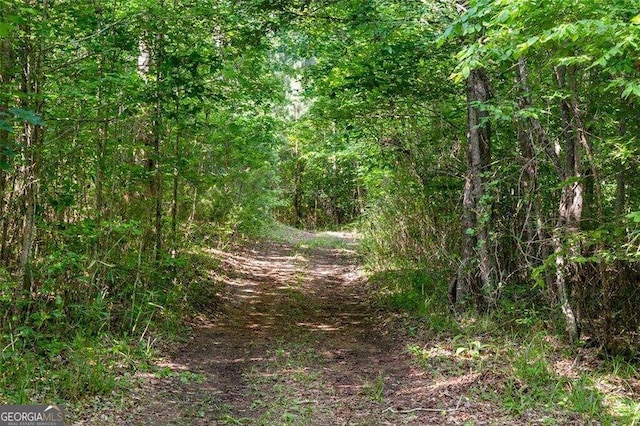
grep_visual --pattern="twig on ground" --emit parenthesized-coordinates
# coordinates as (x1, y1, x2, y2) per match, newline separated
(383, 396, 464, 415)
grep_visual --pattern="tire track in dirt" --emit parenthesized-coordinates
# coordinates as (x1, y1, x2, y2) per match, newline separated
(79, 232, 504, 425)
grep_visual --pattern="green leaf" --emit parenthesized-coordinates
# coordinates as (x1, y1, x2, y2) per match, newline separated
(0, 22, 14, 37)
(626, 212, 640, 223)
(8, 108, 46, 126)
(495, 9, 510, 23)
(621, 82, 640, 99)
(0, 120, 13, 133)
(461, 65, 471, 79)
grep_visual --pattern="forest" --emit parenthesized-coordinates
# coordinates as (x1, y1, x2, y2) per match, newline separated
(1, 0, 639, 424)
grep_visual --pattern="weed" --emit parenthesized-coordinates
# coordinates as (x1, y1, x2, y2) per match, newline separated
(606, 355, 639, 378)
(362, 372, 385, 402)
(567, 377, 603, 417)
(241, 340, 324, 425)
(152, 368, 206, 384)
(454, 339, 491, 359)
(612, 397, 640, 425)
(218, 413, 251, 425)
(0, 333, 137, 404)
(369, 268, 457, 333)
(259, 223, 351, 250)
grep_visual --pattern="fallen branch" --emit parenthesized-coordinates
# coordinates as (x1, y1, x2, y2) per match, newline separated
(382, 407, 450, 414)
(382, 396, 463, 415)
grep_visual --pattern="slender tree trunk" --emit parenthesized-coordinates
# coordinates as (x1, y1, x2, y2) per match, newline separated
(614, 117, 627, 218)
(138, 16, 165, 262)
(453, 68, 495, 311)
(514, 58, 554, 290)
(553, 65, 582, 343)
(16, 0, 45, 302)
(0, 0, 17, 265)
(0, 30, 12, 264)
(95, 4, 106, 223)
(451, 175, 477, 307)
(152, 5, 166, 262)
(293, 140, 303, 226)
(355, 160, 365, 215)
(0, 174, 16, 263)
(152, 84, 162, 262)
(600, 115, 631, 347)
(171, 97, 179, 256)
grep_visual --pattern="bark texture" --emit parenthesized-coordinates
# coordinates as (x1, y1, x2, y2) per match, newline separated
(454, 68, 496, 311)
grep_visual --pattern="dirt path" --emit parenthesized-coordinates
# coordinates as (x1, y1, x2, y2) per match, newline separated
(89, 232, 497, 425)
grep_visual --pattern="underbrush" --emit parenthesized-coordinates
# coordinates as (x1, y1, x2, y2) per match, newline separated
(0, 221, 224, 412)
(368, 268, 458, 335)
(0, 334, 144, 404)
(369, 266, 640, 424)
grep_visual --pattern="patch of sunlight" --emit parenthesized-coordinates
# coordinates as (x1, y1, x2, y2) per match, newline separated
(155, 361, 190, 370)
(277, 285, 298, 290)
(295, 322, 341, 331)
(408, 343, 453, 359)
(428, 372, 483, 392)
(292, 253, 308, 261)
(590, 372, 640, 423)
(212, 273, 258, 288)
(136, 360, 191, 380)
(552, 358, 580, 379)
(608, 397, 640, 424)
(321, 231, 359, 240)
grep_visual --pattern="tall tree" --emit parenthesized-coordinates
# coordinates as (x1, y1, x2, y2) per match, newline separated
(454, 67, 495, 310)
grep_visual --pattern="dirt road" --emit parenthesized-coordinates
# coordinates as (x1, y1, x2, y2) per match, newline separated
(88, 231, 498, 425)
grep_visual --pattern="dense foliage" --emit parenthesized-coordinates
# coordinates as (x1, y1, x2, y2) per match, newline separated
(275, 0, 640, 353)
(0, 0, 639, 406)
(0, 0, 288, 401)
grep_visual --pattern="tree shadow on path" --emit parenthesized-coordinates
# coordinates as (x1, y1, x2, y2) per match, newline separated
(84, 232, 509, 425)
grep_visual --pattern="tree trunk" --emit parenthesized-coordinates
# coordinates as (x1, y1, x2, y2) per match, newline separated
(553, 65, 582, 343)
(614, 117, 627, 218)
(138, 19, 165, 262)
(514, 58, 554, 290)
(0, 174, 16, 263)
(171, 97, 180, 257)
(152, 78, 163, 262)
(452, 174, 478, 308)
(95, 5, 107, 223)
(0, 18, 13, 264)
(293, 139, 303, 226)
(153, 6, 166, 262)
(453, 68, 495, 311)
(16, 0, 46, 303)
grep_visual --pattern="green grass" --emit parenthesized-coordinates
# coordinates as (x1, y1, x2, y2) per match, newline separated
(259, 222, 353, 249)
(416, 339, 601, 421)
(369, 268, 458, 334)
(224, 340, 326, 425)
(406, 320, 637, 424)
(0, 239, 223, 413)
(0, 333, 144, 405)
(497, 337, 607, 420)
(369, 266, 638, 424)
(361, 371, 385, 402)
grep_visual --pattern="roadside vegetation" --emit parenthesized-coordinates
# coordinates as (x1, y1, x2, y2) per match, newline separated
(0, 0, 638, 423)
